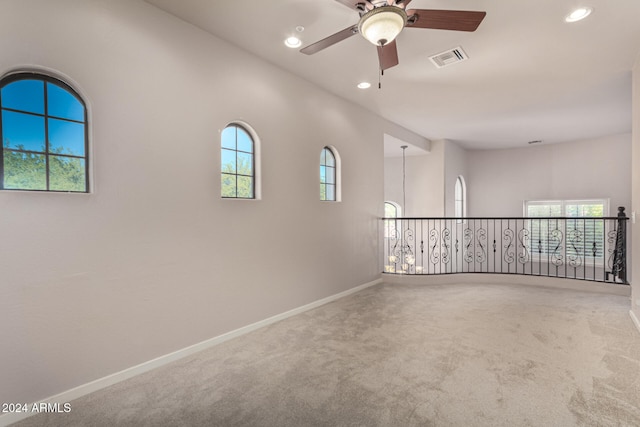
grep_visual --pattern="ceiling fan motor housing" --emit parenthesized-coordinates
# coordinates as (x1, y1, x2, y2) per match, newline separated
(358, 5, 408, 46)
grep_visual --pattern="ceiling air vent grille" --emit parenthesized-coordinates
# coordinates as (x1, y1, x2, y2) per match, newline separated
(429, 46, 468, 68)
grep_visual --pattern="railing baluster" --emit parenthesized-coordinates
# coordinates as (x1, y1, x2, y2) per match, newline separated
(584, 219, 587, 280)
(548, 218, 553, 278)
(381, 211, 628, 285)
(427, 219, 431, 275)
(612, 207, 627, 283)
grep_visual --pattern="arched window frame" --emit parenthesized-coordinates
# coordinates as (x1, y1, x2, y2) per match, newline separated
(385, 201, 401, 218)
(454, 175, 467, 223)
(384, 201, 401, 239)
(0, 71, 89, 193)
(220, 121, 260, 200)
(320, 146, 341, 202)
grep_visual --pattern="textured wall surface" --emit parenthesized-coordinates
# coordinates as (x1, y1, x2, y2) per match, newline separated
(0, 0, 425, 405)
(466, 134, 631, 217)
(632, 53, 640, 324)
(384, 140, 445, 217)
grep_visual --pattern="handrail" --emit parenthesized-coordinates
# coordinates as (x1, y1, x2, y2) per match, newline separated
(383, 216, 629, 221)
(381, 207, 628, 285)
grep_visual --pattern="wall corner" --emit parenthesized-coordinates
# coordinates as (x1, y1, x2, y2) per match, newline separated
(631, 51, 640, 321)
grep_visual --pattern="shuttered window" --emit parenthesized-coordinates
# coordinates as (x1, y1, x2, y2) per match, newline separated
(525, 199, 607, 259)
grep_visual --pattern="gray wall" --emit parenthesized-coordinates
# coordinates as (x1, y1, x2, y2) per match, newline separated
(384, 140, 445, 217)
(0, 0, 424, 405)
(632, 54, 640, 321)
(383, 134, 631, 221)
(466, 134, 632, 217)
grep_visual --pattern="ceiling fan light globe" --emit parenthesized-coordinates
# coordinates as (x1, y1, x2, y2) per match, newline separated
(358, 6, 407, 46)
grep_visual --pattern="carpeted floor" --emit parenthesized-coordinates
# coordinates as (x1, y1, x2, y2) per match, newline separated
(11, 282, 640, 426)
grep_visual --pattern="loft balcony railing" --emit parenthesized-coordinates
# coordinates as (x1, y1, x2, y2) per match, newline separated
(382, 207, 629, 285)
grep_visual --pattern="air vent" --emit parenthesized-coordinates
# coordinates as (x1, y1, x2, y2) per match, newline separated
(429, 46, 468, 68)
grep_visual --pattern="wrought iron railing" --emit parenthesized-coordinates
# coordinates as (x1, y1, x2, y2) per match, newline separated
(382, 207, 628, 285)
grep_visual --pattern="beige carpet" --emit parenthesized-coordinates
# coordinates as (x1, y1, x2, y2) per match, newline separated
(12, 282, 640, 426)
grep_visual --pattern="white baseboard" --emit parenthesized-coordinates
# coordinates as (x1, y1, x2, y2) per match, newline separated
(0, 277, 382, 427)
(631, 310, 640, 335)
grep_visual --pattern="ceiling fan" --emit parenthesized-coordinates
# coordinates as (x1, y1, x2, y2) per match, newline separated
(300, 0, 486, 71)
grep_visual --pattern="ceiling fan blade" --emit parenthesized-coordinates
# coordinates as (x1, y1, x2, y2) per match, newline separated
(377, 40, 399, 70)
(300, 24, 359, 55)
(406, 9, 486, 32)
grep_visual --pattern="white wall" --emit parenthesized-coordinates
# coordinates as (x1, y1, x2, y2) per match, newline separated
(0, 0, 425, 405)
(467, 134, 632, 217)
(384, 140, 445, 217)
(632, 54, 640, 323)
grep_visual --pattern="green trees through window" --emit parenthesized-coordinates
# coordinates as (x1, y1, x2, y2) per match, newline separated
(221, 124, 254, 199)
(1, 73, 88, 192)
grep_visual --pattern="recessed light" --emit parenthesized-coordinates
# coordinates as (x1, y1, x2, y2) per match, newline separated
(565, 7, 592, 23)
(284, 36, 302, 48)
(357, 82, 371, 89)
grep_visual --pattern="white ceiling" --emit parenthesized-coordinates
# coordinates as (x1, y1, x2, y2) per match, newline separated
(145, 0, 640, 151)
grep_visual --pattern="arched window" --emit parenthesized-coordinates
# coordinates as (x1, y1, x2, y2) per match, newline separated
(320, 146, 339, 201)
(454, 175, 466, 221)
(0, 72, 88, 192)
(221, 123, 255, 199)
(385, 201, 401, 218)
(384, 201, 401, 239)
